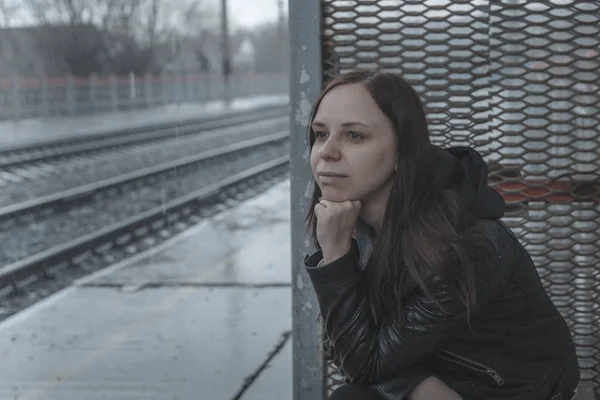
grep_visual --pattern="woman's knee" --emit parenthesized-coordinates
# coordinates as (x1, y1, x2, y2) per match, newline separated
(328, 378, 461, 400)
(329, 384, 384, 400)
(408, 377, 462, 400)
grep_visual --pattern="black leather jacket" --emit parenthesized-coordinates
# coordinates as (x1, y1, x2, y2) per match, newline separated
(304, 146, 580, 400)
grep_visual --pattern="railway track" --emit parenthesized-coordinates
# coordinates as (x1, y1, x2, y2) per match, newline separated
(0, 132, 290, 304)
(0, 104, 287, 184)
(0, 115, 288, 206)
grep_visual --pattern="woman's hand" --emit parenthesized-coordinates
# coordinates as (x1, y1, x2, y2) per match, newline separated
(314, 199, 362, 264)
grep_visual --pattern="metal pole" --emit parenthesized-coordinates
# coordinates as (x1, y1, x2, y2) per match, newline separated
(289, 0, 324, 399)
(277, 0, 285, 72)
(11, 75, 20, 120)
(221, 0, 231, 105)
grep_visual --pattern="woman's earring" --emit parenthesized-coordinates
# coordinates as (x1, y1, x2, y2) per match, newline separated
(394, 164, 398, 172)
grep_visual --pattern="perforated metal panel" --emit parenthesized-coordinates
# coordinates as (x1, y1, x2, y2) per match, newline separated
(320, 0, 600, 395)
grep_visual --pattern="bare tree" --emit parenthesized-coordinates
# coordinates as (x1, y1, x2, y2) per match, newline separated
(24, 0, 98, 25)
(17, 0, 217, 76)
(0, 1, 47, 77)
(179, 0, 219, 37)
(15, 0, 107, 76)
(100, 0, 218, 74)
(251, 21, 289, 73)
(161, 0, 218, 73)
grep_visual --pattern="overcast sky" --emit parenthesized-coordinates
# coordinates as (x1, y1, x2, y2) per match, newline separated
(0, 0, 288, 30)
(223, 0, 288, 29)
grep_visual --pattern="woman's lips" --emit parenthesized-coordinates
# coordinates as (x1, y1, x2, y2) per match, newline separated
(317, 172, 348, 183)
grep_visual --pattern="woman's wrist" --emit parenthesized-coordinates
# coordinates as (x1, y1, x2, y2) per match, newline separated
(322, 245, 350, 265)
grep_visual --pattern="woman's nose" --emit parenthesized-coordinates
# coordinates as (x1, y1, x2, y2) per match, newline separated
(319, 137, 341, 160)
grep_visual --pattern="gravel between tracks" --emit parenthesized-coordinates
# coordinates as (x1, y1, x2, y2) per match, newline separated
(0, 142, 288, 267)
(0, 117, 288, 207)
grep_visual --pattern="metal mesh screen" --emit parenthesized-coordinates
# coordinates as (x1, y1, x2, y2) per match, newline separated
(320, 0, 600, 396)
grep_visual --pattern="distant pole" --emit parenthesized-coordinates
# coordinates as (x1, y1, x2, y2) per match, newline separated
(277, 0, 285, 72)
(277, 0, 284, 23)
(221, 0, 231, 105)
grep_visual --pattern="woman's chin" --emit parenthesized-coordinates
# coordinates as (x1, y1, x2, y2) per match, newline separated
(320, 189, 354, 202)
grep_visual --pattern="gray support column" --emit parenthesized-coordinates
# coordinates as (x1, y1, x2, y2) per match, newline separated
(289, 0, 324, 399)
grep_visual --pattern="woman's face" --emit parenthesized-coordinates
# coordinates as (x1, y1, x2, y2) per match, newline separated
(310, 83, 397, 202)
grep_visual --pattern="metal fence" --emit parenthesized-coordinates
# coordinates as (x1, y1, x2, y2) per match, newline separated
(0, 72, 289, 121)
(290, 0, 600, 398)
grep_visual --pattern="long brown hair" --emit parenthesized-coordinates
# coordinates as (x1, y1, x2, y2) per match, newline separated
(306, 70, 477, 325)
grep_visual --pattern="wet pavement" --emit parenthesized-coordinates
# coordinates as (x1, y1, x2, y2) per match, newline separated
(0, 94, 289, 149)
(0, 179, 293, 400)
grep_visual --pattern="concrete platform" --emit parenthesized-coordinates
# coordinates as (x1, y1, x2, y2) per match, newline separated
(0, 179, 293, 400)
(0, 94, 289, 149)
(242, 339, 293, 400)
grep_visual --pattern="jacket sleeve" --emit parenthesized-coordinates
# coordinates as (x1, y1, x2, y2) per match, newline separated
(304, 234, 506, 386)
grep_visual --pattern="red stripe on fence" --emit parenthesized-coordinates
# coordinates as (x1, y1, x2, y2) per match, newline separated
(493, 181, 600, 203)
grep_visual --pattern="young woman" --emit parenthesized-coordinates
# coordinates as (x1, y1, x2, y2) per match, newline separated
(303, 70, 580, 400)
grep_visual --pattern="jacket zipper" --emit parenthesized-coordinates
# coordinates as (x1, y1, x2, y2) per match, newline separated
(437, 350, 505, 386)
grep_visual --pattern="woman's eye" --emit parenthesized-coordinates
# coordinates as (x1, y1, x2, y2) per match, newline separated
(348, 131, 363, 141)
(314, 131, 327, 139)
